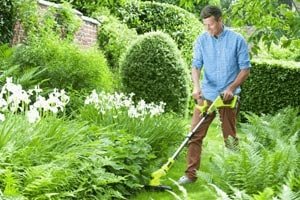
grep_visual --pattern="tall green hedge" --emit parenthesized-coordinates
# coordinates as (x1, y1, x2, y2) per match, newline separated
(115, 1, 203, 66)
(240, 59, 300, 115)
(120, 31, 190, 115)
(0, 0, 17, 44)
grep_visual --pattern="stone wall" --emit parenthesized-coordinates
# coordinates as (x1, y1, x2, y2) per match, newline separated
(12, 0, 100, 48)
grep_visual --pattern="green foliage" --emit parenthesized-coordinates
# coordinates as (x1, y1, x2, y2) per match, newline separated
(200, 108, 300, 196)
(218, 145, 297, 194)
(2, 168, 20, 197)
(224, 0, 300, 54)
(51, 2, 82, 41)
(10, 1, 113, 115)
(48, 0, 128, 16)
(257, 39, 300, 62)
(115, 1, 203, 65)
(211, 184, 300, 200)
(120, 31, 190, 115)
(12, 34, 113, 92)
(0, 44, 46, 89)
(98, 15, 138, 71)
(240, 59, 300, 115)
(97, 131, 154, 195)
(140, 0, 232, 14)
(79, 105, 188, 160)
(241, 107, 300, 150)
(15, 0, 39, 35)
(0, 0, 18, 44)
(17, 0, 81, 42)
(241, 107, 300, 194)
(178, 0, 221, 14)
(0, 114, 153, 199)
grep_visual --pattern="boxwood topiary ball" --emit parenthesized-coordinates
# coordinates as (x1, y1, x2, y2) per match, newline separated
(120, 31, 189, 115)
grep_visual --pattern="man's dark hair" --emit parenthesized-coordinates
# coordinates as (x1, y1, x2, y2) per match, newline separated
(200, 5, 222, 20)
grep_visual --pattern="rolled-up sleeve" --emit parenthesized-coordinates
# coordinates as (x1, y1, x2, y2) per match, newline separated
(237, 37, 251, 69)
(192, 38, 203, 69)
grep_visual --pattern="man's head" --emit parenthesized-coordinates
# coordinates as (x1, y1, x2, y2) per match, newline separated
(200, 5, 223, 37)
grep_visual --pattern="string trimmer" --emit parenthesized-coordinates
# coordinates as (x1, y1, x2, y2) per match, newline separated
(145, 95, 238, 191)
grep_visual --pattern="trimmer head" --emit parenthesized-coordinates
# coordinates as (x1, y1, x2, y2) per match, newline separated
(144, 159, 174, 191)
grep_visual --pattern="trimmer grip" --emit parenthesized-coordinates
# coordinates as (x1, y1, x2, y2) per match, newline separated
(216, 95, 238, 109)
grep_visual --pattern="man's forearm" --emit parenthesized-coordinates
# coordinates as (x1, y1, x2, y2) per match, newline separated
(192, 67, 201, 90)
(191, 67, 202, 100)
(228, 68, 250, 91)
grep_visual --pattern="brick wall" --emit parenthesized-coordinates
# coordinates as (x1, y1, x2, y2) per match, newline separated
(12, 0, 100, 48)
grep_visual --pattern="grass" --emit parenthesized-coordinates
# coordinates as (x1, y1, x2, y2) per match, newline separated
(130, 121, 226, 200)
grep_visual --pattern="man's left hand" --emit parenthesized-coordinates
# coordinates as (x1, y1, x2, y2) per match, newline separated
(222, 89, 234, 101)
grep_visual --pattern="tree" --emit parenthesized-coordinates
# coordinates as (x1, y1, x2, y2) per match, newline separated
(180, 0, 299, 54)
(224, 0, 300, 54)
(47, 0, 127, 16)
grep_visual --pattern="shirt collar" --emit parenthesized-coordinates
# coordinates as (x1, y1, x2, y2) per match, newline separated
(213, 25, 227, 39)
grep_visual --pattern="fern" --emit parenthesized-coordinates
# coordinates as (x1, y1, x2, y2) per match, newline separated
(167, 178, 188, 200)
(0, 114, 152, 199)
(252, 187, 275, 200)
(209, 184, 232, 200)
(3, 168, 20, 197)
(277, 185, 299, 200)
(200, 108, 300, 198)
(241, 107, 300, 150)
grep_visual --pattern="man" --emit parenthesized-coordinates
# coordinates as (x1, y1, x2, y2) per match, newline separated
(178, 5, 251, 185)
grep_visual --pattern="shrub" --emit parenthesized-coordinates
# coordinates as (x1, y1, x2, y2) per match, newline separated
(98, 14, 138, 71)
(12, 34, 113, 92)
(0, 114, 153, 199)
(115, 1, 203, 66)
(0, 45, 46, 89)
(240, 59, 300, 115)
(120, 31, 189, 115)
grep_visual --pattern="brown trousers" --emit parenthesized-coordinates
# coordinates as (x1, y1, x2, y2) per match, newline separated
(185, 100, 239, 180)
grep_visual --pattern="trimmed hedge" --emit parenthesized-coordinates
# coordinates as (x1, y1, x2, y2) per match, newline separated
(240, 59, 300, 115)
(115, 1, 203, 66)
(120, 31, 190, 115)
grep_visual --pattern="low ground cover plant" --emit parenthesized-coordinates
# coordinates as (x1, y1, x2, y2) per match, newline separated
(0, 79, 188, 199)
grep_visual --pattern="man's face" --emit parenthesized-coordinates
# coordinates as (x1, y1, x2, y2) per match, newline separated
(202, 16, 223, 36)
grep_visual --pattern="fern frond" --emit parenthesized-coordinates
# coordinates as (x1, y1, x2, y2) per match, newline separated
(3, 168, 20, 196)
(277, 185, 299, 200)
(169, 178, 188, 200)
(251, 187, 274, 200)
(209, 183, 232, 200)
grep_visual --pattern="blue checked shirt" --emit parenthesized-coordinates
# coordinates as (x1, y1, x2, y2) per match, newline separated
(192, 27, 251, 101)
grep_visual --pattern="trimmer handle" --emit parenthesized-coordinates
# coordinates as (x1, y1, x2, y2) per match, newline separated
(220, 93, 233, 101)
(215, 95, 238, 109)
(195, 94, 238, 115)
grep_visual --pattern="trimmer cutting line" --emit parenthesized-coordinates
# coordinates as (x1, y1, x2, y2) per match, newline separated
(145, 95, 238, 191)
